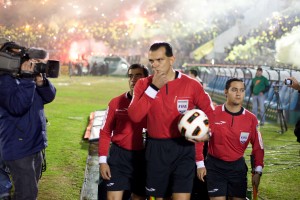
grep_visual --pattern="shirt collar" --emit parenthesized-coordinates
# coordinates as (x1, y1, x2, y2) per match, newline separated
(126, 92, 132, 100)
(222, 104, 244, 116)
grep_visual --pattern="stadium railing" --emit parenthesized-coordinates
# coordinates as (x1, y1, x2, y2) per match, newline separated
(184, 64, 300, 124)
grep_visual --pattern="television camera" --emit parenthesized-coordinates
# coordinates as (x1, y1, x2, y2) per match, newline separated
(0, 41, 59, 78)
(272, 83, 281, 93)
(263, 82, 287, 133)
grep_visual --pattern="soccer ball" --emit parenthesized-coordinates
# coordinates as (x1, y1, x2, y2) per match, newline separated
(178, 109, 209, 140)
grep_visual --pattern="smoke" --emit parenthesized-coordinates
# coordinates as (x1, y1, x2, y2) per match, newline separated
(1, 0, 297, 60)
(0, 0, 256, 33)
(275, 26, 300, 68)
(68, 39, 108, 60)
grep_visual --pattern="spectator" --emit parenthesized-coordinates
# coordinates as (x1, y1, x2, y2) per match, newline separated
(250, 67, 270, 126)
(128, 42, 214, 200)
(99, 64, 149, 200)
(189, 69, 203, 85)
(0, 59, 56, 200)
(104, 61, 109, 76)
(68, 61, 73, 77)
(202, 78, 264, 199)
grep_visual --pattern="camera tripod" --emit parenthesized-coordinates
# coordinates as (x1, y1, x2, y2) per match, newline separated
(262, 87, 288, 134)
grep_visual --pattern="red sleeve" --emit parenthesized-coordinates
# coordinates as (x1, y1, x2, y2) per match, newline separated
(195, 141, 204, 162)
(128, 78, 154, 123)
(194, 83, 215, 128)
(98, 102, 115, 156)
(251, 118, 264, 168)
(194, 83, 215, 162)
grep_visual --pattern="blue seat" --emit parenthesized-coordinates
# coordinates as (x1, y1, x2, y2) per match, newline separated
(206, 76, 218, 92)
(244, 79, 252, 99)
(264, 82, 276, 106)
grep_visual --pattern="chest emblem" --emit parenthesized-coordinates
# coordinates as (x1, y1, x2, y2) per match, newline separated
(240, 132, 249, 144)
(177, 100, 189, 114)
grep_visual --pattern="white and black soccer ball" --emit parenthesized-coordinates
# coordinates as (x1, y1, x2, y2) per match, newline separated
(178, 109, 209, 140)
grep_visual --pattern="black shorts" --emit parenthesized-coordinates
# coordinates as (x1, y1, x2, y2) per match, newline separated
(145, 137, 195, 198)
(205, 154, 248, 198)
(105, 143, 146, 196)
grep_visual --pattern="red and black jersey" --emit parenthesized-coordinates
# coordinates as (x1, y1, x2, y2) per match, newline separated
(208, 104, 264, 168)
(128, 71, 215, 162)
(98, 92, 146, 157)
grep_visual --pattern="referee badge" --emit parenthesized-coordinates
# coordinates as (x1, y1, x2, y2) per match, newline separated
(177, 100, 189, 114)
(240, 132, 249, 144)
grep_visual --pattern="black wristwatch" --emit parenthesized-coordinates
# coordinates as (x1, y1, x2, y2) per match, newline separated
(254, 171, 262, 176)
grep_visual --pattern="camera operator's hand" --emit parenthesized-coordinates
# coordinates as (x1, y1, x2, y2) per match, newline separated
(287, 77, 300, 91)
(35, 73, 44, 87)
(21, 60, 34, 74)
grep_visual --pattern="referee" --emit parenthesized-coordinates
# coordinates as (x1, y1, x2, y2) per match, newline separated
(99, 64, 149, 200)
(128, 42, 214, 200)
(201, 78, 264, 200)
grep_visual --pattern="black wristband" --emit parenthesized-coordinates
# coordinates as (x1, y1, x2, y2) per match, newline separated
(150, 83, 159, 91)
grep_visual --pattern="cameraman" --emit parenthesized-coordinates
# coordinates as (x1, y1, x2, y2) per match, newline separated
(0, 58, 56, 200)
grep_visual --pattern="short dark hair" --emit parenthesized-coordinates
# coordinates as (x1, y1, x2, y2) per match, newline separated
(149, 42, 173, 57)
(225, 78, 245, 90)
(257, 67, 263, 71)
(127, 63, 149, 77)
(189, 69, 198, 76)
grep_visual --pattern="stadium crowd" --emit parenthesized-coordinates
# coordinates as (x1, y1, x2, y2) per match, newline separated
(226, 12, 300, 65)
(1, 0, 299, 67)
